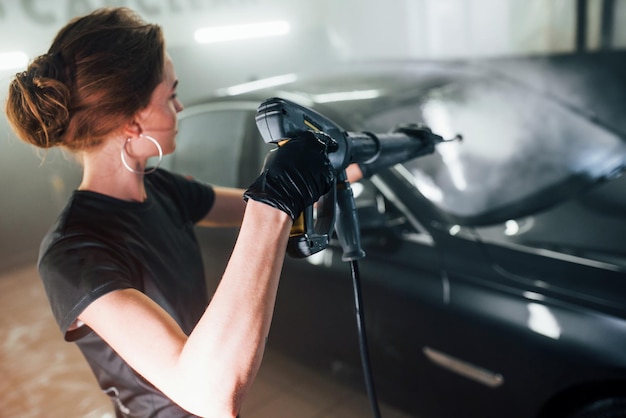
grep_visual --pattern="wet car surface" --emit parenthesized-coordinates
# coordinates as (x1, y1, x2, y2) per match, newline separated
(161, 51, 626, 418)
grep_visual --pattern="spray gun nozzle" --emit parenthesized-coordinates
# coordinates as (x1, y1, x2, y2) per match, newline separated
(440, 133, 463, 143)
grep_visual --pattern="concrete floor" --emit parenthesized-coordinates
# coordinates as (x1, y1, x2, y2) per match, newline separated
(0, 264, 414, 418)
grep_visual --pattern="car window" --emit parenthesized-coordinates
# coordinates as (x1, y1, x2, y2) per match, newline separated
(364, 79, 626, 225)
(163, 108, 249, 187)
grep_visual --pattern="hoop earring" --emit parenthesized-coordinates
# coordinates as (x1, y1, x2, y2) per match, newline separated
(120, 134, 163, 174)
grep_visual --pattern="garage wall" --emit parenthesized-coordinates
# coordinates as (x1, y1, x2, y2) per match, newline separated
(0, 0, 624, 272)
(325, 0, 626, 60)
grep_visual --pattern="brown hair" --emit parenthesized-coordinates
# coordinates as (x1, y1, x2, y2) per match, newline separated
(5, 7, 165, 151)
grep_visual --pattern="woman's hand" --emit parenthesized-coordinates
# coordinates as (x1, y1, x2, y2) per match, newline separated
(244, 131, 335, 221)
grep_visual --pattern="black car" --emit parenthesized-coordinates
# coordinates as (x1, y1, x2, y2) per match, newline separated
(160, 51, 626, 418)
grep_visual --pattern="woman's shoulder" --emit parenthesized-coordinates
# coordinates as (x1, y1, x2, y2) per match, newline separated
(40, 191, 143, 257)
(147, 168, 216, 222)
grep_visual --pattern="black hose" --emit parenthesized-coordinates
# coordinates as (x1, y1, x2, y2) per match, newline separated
(350, 259, 382, 418)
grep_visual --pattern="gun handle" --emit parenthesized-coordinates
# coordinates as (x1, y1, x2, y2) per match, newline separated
(286, 184, 336, 258)
(334, 171, 366, 261)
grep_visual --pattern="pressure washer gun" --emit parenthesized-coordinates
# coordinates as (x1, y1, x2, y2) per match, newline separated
(255, 97, 457, 261)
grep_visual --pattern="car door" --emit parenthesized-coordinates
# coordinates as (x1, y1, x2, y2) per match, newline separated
(367, 166, 510, 418)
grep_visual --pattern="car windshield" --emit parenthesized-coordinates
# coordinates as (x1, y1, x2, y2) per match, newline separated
(364, 78, 626, 225)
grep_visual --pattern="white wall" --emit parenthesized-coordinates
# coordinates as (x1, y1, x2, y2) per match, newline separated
(324, 0, 626, 60)
(2, 0, 625, 72)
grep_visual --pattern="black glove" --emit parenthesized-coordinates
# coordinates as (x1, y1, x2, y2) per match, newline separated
(358, 124, 440, 179)
(244, 131, 335, 220)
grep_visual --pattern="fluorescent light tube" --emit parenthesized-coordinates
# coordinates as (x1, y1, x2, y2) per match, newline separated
(195, 21, 290, 44)
(218, 73, 297, 96)
(313, 89, 381, 103)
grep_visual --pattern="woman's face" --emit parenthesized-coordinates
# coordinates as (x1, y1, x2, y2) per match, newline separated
(136, 53, 183, 155)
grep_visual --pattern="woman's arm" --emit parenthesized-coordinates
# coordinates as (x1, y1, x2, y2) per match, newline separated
(78, 133, 333, 417)
(197, 186, 246, 228)
(79, 200, 290, 417)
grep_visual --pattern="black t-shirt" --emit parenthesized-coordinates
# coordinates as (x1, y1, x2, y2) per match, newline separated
(38, 169, 216, 417)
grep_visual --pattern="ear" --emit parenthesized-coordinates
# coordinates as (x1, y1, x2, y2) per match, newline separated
(121, 118, 142, 139)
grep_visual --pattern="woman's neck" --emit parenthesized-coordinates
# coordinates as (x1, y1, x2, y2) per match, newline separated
(78, 137, 148, 202)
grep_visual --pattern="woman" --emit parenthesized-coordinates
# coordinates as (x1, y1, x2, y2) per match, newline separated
(5, 7, 333, 418)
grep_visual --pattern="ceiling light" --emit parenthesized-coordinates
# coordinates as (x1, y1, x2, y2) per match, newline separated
(195, 20, 290, 44)
(312, 89, 381, 103)
(218, 73, 297, 96)
(0, 51, 28, 71)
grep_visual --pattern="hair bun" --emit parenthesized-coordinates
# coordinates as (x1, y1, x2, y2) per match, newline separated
(8, 53, 71, 148)
(37, 53, 65, 81)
